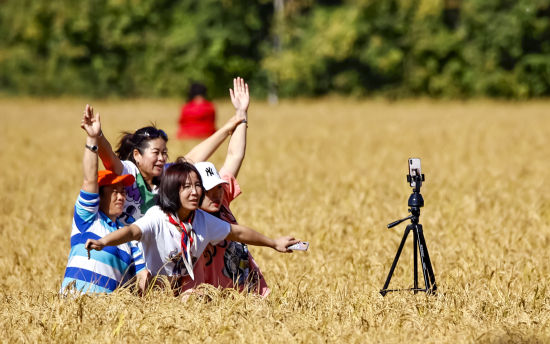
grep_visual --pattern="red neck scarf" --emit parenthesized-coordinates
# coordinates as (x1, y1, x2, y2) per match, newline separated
(167, 212, 196, 279)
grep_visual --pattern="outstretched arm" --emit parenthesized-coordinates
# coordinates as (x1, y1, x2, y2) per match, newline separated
(85, 224, 143, 253)
(222, 77, 249, 178)
(83, 105, 124, 175)
(80, 105, 101, 194)
(226, 224, 299, 253)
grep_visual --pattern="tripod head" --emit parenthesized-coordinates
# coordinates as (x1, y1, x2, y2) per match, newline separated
(387, 173, 425, 229)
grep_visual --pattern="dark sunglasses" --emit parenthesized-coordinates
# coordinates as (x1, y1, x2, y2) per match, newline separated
(137, 127, 168, 141)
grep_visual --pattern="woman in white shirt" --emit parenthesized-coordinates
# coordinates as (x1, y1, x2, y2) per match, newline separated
(85, 161, 298, 291)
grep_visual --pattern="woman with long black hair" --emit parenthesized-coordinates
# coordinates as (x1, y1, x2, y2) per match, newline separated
(84, 102, 244, 227)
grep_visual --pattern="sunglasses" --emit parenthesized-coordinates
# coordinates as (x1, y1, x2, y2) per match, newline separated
(137, 127, 168, 141)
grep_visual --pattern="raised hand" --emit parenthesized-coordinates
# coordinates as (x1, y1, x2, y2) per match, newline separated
(81, 104, 101, 138)
(229, 77, 250, 114)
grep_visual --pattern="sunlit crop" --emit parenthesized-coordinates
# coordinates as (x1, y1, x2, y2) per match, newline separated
(1, 98, 550, 343)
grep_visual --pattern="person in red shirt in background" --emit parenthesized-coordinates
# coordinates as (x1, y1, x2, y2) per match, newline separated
(177, 83, 217, 139)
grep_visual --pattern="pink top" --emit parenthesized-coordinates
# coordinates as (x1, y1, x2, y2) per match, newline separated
(178, 168, 270, 297)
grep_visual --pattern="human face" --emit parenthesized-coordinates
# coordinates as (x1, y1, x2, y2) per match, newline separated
(134, 138, 168, 179)
(99, 182, 127, 220)
(201, 184, 224, 213)
(178, 171, 202, 214)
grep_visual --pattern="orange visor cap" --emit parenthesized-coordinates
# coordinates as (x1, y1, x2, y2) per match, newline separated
(97, 170, 135, 187)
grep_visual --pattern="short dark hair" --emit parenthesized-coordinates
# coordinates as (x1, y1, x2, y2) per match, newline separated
(188, 83, 207, 101)
(157, 162, 204, 214)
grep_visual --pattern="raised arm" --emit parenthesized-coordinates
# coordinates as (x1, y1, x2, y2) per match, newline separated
(83, 105, 124, 175)
(80, 105, 101, 193)
(184, 115, 243, 164)
(222, 77, 249, 178)
(226, 224, 299, 253)
(85, 224, 143, 252)
(98, 133, 123, 175)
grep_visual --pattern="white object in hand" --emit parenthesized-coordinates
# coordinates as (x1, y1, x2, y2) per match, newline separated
(288, 241, 309, 251)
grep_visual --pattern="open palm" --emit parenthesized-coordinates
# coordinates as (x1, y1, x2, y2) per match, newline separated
(229, 77, 250, 113)
(80, 104, 101, 137)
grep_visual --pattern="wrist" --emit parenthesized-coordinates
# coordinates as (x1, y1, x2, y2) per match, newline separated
(85, 137, 99, 152)
(86, 136, 98, 143)
(223, 121, 237, 133)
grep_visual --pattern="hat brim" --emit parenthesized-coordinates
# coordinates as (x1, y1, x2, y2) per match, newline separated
(115, 174, 135, 187)
(203, 178, 229, 191)
(99, 174, 135, 187)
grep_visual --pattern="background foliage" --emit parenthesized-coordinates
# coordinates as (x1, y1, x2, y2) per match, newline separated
(0, 0, 549, 98)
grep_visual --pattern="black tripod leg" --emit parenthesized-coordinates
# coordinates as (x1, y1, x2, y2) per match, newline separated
(380, 224, 412, 296)
(416, 224, 437, 293)
(413, 227, 418, 294)
(414, 225, 431, 292)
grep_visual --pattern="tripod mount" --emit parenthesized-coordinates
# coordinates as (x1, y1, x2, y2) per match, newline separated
(380, 173, 437, 296)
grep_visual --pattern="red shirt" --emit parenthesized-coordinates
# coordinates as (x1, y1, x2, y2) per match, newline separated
(177, 100, 216, 139)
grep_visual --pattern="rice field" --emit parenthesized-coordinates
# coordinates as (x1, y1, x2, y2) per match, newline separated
(1, 98, 550, 343)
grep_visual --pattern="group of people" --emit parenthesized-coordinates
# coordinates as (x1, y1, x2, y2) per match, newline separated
(61, 78, 298, 297)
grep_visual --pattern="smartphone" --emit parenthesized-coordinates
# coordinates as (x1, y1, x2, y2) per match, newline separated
(288, 241, 309, 251)
(408, 158, 422, 187)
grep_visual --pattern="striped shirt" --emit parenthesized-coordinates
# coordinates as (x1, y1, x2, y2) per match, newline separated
(60, 190, 146, 294)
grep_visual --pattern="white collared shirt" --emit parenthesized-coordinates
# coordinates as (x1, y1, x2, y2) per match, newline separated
(134, 206, 230, 277)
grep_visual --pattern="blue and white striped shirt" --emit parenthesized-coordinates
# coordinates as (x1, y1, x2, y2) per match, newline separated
(61, 190, 146, 294)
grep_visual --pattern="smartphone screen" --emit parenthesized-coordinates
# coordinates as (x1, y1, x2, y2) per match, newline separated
(408, 158, 421, 187)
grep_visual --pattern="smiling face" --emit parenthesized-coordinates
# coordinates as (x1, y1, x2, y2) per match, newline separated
(99, 182, 127, 221)
(133, 138, 168, 180)
(201, 184, 224, 213)
(178, 171, 203, 215)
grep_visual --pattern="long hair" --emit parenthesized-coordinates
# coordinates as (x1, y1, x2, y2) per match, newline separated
(115, 125, 168, 164)
(115, 125, 168, 186)
(157, 161, 205, 214)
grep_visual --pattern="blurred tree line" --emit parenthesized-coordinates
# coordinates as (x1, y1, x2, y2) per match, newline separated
(0, 0, 549, 98)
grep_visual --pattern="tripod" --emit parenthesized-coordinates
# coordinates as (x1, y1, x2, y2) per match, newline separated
(380, 174, 437, 296)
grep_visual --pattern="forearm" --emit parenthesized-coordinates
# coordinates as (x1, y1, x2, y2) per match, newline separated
(100, 224, 142, 246)
(82, 136, 99, 193)
(226, 224, 275, 249)
(184, 118, 238, 163)
(223, 111, 247, 177)
(98, 132, 123, 175)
